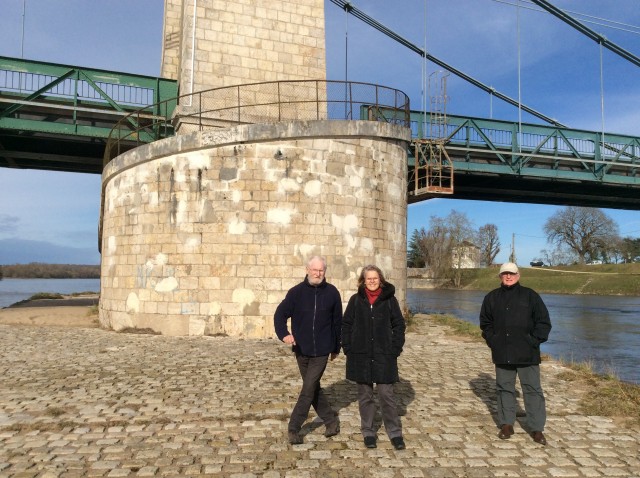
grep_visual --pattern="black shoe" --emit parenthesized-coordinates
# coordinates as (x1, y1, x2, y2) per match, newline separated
(288, 431, 303, 445)
(324, 419, 340, 437)
(391, 436, 406, 450)
(364, 436, 377, 448)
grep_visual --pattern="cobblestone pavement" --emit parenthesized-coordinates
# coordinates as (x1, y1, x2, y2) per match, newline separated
(1, 316, 639, 478)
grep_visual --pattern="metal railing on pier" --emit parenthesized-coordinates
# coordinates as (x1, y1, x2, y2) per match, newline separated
(103, 79, 411, 166)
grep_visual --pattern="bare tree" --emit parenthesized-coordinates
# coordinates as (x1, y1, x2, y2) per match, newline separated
(407, 210, 500, 287)
(606, 237, 626, 264)
(539, 245, 575, 266)
(477, 224, 500, 267)
(447, 211, 477, 287)
(543, 207, 619, 264)
(422, 211, 475, 287)
(422, 217, 454, 279)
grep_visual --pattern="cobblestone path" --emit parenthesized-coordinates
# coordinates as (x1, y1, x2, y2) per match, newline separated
(1, 317, 638, 477)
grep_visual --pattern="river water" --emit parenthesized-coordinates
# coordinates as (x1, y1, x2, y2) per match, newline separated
(0, 278, 100, 308)
(407, 288, 640, 384)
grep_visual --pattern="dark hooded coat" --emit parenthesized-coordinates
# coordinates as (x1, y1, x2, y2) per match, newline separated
(341, 283, 405, 384)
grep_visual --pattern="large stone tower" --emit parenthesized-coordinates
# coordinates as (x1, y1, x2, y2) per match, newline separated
(99, 0, 410, 337)
(160, 0, 327, 89)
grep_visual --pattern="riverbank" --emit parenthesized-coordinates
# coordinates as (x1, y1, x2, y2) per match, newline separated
(1, 307, 639, 477)
(411, 263, 640, 295)
(407, 288, 640, 384)
(0, 296, 98, 327)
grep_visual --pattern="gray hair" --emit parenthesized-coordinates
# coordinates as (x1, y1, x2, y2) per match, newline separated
(306, 255, 327, 270)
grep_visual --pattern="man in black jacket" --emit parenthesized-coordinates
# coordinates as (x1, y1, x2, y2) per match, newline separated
(479, 262, 552, 445)
(274, 256, 343, 445)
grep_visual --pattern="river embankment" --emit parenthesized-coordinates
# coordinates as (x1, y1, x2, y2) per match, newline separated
(407, 287, 640, 384)
(409, 263, 640, 296)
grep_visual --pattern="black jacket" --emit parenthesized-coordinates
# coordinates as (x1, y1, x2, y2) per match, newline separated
(274, 277, 342, 357)
(479, 282, 552, 365)
(341, 283, 405, 384)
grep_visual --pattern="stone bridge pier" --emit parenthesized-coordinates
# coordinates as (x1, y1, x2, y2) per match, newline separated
(98, 0, 411, 337)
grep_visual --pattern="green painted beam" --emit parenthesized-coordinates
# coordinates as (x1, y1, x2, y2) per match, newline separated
(407, 111, 640, 179)
(0, 55, 178, 135)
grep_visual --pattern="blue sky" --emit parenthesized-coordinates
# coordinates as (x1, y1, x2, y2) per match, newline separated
(1, 0, 640, 264)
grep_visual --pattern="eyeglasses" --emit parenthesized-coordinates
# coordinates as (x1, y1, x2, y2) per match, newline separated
(500, 272, 519, 277)
(308, 268, 325, 274)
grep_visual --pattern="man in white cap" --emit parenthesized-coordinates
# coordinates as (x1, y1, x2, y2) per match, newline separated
(479, 262, 552, 445)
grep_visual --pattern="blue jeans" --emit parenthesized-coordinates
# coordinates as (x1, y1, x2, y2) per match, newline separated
(288, 354, 336, 432)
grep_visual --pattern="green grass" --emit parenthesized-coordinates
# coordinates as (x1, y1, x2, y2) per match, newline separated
(459, 263, 640, 295)
(29, 292, 65, 300)
(427, 314, 483, 340)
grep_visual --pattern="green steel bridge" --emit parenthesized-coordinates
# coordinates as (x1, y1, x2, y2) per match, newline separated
(408, 112, 640, 210)
(0, 55, 177, 174)
(1, 55, 639, 210)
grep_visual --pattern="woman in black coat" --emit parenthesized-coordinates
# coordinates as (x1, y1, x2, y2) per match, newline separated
(342, 265, 406, 450)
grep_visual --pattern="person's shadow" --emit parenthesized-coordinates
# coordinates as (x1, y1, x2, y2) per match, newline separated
(302, 377, 415, 436)
(469, 372, 527, 431)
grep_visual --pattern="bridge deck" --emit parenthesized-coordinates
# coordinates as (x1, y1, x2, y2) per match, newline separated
(0, 56, 177, 173)
(408, 112, 640, 210)
(1, 54, 639, 210)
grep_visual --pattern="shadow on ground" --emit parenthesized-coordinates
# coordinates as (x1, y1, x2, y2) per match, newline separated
(303, 377, 415, 437)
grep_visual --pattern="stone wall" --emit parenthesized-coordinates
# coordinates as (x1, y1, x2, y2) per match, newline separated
(161, 0, 182, 81)
(165, 0, 326, 96)
(100, 120, 410, 337)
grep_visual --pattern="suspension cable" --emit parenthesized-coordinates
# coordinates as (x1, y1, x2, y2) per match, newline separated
(517, 0, 522, 153)
(600, 40, 605, 153)
(328, 0, 565, 127)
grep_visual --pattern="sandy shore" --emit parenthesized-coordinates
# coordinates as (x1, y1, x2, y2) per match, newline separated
(0, 296, 98, 327)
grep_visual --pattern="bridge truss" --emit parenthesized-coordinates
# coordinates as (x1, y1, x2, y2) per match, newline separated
(0, 56, 177, 174)
(408, 112, 640, 210)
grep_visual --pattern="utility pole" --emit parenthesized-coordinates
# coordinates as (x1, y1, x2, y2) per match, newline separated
(509, 233, 517, 264)
(21, 0, 26, 58)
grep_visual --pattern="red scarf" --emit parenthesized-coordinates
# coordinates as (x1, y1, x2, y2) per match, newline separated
(365, 287, 382, 305)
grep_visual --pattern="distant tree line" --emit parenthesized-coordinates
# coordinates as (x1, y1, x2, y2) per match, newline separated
(0, 263, 100, 279)
(409, 206, 640, 276)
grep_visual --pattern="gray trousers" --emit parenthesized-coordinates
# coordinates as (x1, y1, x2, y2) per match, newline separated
(495, 364, 546, 432)
(288, 354, 336, 432)
(357, 382, 402, 439)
